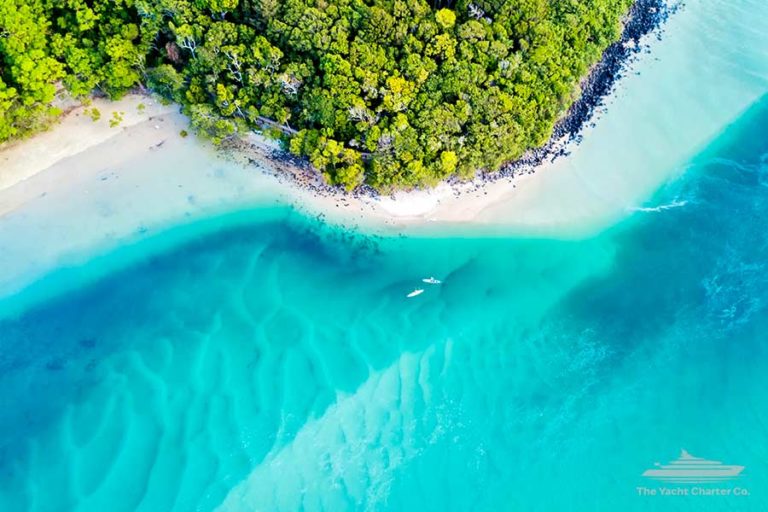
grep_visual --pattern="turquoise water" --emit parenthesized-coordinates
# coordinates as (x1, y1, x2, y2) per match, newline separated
(2, 95, 768, 510)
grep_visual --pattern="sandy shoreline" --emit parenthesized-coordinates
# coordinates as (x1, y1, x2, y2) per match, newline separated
(0, 96, 173, 197)
(0, 92, 546, 230)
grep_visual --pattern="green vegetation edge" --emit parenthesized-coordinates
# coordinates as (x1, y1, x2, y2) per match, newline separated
(0, 0, 633, 191)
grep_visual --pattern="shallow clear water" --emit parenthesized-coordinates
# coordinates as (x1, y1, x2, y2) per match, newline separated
(2, 95, 768, 510)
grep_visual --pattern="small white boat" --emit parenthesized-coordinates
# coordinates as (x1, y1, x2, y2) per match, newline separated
(422, 277, 442, 284)
(407, 289, 425, 298)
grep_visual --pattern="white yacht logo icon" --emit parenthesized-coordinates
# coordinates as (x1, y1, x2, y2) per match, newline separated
(642, 450, 744, 484)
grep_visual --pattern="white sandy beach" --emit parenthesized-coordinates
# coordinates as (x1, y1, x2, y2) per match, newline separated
(0, 92, 554, 245)
(1, 0, 767, 302)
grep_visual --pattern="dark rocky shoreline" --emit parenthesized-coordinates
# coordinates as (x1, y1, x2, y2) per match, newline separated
(234, 0, 678, 204)
(497, 0, 678, 180)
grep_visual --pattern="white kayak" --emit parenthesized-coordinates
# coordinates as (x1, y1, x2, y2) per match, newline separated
(406, 289, 425, 298)
(422, 277, 442, 284)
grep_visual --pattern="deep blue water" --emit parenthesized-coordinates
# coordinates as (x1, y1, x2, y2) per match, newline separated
(1, 98, 768, 511)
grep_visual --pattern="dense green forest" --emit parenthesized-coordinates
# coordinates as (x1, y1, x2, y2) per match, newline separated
(0, 0, 632, 190)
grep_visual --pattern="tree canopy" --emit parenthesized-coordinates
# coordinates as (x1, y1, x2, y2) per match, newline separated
(0, 0, 633, 190)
